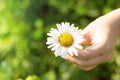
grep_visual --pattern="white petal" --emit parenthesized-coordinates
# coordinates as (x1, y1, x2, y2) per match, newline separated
(56, 24, 62, 33)
(54, 47, 61, 57)
(46, 37, 58, 45)
(47, 37, 55, 42)
(75, 38, 85, 44)
(73, 44, 83, 49)
(68, 48, 73, 56)
(57, 23, 64, 33)
(70, 46, 78, 56)
(47, 44, 55, 48)
(48, 29, 60, 37)
(51, 44, 60, 51)
(61, 47, 67, 58)
(47, 30, 60, 37)
(65, 22, 70, 29)
(70, 24, 74, 28)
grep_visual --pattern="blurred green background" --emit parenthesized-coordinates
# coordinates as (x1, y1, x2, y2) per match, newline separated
(0, 0, 120, 80)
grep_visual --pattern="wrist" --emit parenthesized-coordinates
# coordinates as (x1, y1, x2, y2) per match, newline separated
(98, 9, 120, 46)
(103, 8, 120, 35)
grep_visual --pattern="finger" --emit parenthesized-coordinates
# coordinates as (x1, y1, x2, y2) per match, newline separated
(64, 55, 77, 63)
(76, 44, 110, 60)
(76, 52, 113, 67)
(80, 29, 92, 44)
(65, 55, 97, 71)
(65, 52, 113, 68)
(77, 64, 97, 71)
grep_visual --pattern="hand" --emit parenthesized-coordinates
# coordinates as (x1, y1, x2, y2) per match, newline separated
(65, 9, 120, 71)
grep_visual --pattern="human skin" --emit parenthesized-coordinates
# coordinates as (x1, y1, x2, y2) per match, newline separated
(65, 8, 120, 71)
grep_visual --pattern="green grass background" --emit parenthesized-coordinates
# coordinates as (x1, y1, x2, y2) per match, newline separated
(0, 0, 120, 80)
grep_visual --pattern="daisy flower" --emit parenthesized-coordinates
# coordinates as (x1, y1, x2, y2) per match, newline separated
(46, 22, 84, 58)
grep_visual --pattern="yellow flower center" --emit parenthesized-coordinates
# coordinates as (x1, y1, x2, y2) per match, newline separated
(58, 33, 73, 47)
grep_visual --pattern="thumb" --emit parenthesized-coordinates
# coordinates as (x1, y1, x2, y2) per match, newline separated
(80, 28, 92, 44)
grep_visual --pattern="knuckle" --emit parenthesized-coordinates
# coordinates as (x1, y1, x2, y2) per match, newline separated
(82, 55, 87, 60)
(81, 53, 88, 60)
(80, 67, 93, 71)
(103, 41, 113, 50)
(107, 53, 113, 60)
(82, 68, 91, 71)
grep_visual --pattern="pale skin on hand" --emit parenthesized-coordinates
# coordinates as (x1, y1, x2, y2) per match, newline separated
(65, 8, 120, 71)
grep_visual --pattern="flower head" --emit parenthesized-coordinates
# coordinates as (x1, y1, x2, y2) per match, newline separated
(46, 22, 84, 58)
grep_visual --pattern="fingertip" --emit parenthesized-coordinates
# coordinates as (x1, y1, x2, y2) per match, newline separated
(63, 55, 71, 61)
(64, 55, 77, 64)
(65, 54, 72, 59)
(78, 65, 97, 71)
